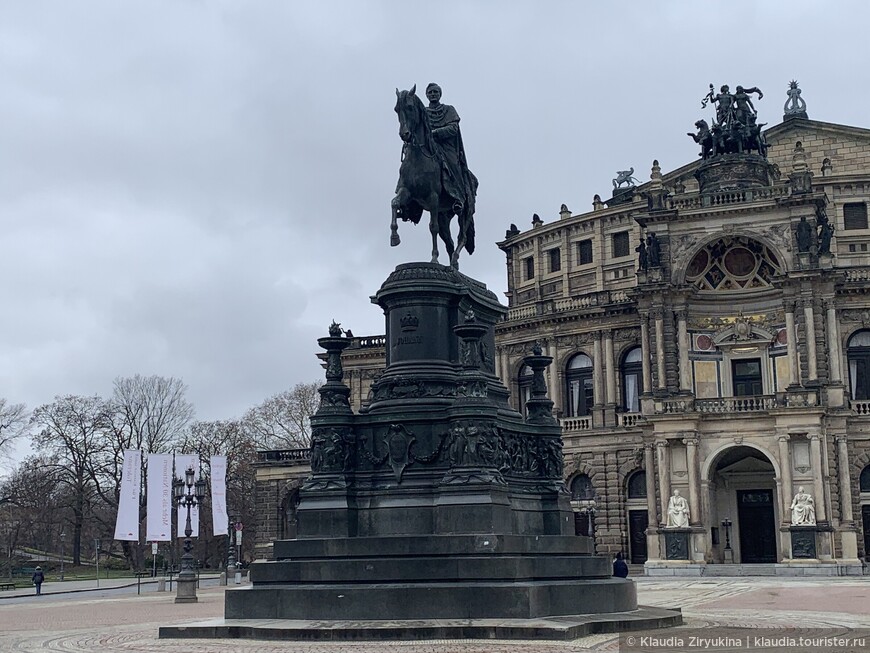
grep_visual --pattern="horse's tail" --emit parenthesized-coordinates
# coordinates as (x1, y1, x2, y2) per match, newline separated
(464, 216, 476, 254)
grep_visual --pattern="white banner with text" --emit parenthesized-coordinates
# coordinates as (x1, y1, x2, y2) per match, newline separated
(113, 449, 141, 541)
(210, 455, 229, 535)
(145, 454, 173, 541)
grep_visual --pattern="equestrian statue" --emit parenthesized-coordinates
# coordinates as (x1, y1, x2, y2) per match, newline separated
(391, 83, 479, 268)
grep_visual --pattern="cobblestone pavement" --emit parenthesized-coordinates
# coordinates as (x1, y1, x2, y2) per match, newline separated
(0, 577, 868, 652)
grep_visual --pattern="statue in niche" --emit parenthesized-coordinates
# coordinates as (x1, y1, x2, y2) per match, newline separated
(796, 216, 813, 253)
(790, 486, 816, 526)
(666, 490, 690, 528)
(817, 207, 833, 255)
(647, 233, 661, 268)
(635, 237, 648, 271)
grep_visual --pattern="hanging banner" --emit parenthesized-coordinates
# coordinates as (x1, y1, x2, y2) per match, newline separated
(113, 449, 142, 541)
(210, 455, 229, 536)
(174, 454, 200, 538)
(145, 454, 173, 541)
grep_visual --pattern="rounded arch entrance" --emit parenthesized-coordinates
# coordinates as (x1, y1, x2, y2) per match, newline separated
(705, 444, 781, 564)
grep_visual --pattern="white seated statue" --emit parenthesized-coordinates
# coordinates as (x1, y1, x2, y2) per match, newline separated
(666, 489, 690, 528)
(790, 486, 816, 526)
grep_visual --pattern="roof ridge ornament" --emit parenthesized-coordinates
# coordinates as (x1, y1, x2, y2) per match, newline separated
(783, 80, 809, 120)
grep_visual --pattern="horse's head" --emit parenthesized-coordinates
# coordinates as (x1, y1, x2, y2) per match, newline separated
(395, 85, 423, 143)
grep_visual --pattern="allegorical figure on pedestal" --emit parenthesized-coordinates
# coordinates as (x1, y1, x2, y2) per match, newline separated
(666, 489, 690, 528)
(790, 486, 816, 526)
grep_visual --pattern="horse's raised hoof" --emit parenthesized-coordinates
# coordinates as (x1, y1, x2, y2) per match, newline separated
(390, 234, 400, 247)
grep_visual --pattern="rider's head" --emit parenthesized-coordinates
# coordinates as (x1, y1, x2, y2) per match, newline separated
(426, 83, 442, 103)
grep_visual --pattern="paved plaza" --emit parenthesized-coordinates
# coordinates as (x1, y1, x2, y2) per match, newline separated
(1, 576, 869, 652)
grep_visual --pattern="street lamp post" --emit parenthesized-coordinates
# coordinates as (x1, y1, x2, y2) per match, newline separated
(226, 517, 236, 578)
(172, 466, 207, 603)
(59, 531, 66, 581)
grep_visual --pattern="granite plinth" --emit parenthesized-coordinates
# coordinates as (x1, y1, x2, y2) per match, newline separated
(160, 606, 682, 641)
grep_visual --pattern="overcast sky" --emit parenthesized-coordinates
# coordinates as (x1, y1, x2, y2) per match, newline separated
(1, 1, 867, 444)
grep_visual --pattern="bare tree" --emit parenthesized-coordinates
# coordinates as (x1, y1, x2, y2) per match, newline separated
(0, 456, 64, 574)
(178, 420, 257, 567)
(242, 382, 320, 449)
(30, 396, 111, 566)
(94, 375, 194, 569)
(0, 399, 28, 466)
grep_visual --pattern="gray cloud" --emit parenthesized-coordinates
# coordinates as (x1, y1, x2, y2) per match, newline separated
(1, 0, 867, 438)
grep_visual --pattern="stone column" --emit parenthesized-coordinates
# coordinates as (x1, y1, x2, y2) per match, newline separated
(644, 442, 661, 559)
(494, 346, 502, 380)
(777, 434, 792, 524)
(640, 311, 653, 392)
(808, 433, 827, 522)
(604, 330, 617, 406)
(785, 304, 800, 386)
(676, 310, 692, 393)
(546, 339, 562, 415)
(826, 303, 842, 383)
(835, 435, 853, 524)
(656, 440, 671, 526)
(803, 301, 818, 382)
(644, 443, 658, 526)
(684, 436, 701, 526)
(593, 332, 604, 407)
(653, 309, 666, 391)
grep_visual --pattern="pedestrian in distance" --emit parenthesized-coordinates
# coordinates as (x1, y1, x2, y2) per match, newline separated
(612, 552, 629, 578)
(32, 566, 45, 595)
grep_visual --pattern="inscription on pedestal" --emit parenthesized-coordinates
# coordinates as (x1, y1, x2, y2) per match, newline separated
(664, 531, 689, 560)
(791, 528, 817, 559)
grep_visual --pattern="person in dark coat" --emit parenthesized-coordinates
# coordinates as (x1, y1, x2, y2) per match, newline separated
(612, 552, 629, 578)
(32, 566, 45, 595)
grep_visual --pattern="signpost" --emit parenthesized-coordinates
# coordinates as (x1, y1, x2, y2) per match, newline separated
(151, 542, 158, 577)
(94, 539, 101, 588)
(234, 522, 243, 584)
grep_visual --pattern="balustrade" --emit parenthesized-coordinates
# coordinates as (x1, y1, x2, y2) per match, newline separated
(258, 448, 312, 463)
(851, 400, 870, 415)
(560, 416, 592, 432)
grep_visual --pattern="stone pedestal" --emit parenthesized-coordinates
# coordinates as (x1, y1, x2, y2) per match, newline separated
(164, 263, 680, 640)
(232, 265, 594, 621)
(174, 574, 197, 603)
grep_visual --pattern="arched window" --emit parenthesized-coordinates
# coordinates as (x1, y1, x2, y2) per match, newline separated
(627, 470, 647, 499)
(566, 353, 594, 417)
(570, 474, 595, 501)
(621, 347, 643, 412)
(860, 465, 870, 493)
(518, 364, 534, 416)
(848, 331, 870, 400)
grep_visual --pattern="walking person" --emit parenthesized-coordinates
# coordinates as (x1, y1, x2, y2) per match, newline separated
(612, 552, 629, 578)
(32, 566, 45, 595)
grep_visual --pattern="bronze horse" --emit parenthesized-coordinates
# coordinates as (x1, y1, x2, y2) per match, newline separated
(391, 86, 474, 268)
